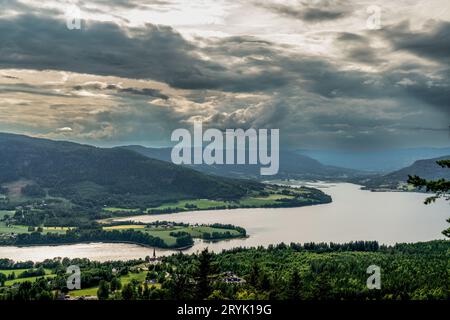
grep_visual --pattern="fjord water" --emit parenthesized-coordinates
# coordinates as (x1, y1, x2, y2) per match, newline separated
(1, 183, 448, 262)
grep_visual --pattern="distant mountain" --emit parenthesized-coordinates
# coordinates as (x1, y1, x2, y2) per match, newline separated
(0, 133, 262, 208)
(361, 155, 450, 190)
(298, 148, 450, 173)
(122, 145, 365, 180)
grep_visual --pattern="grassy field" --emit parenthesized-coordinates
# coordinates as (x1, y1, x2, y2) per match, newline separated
(143, 226, 241, 246)
(68, 270, 160, 297)
(0, 220, 243, 248)
(100, 225, 244, 247)
(42, 226, 72, 234)
(0, 222, 71, 235)
(147, 199, 229, 212)
(103, 199, 231, 214)
(4, 274, 56, 286)
(0, 268, 56, 286)
(0, 268, 53, 277)
(238, 194, 294, 206)
(0, 210, 14, 219)
(120, 271, 148, 285)
(103, 225, 146, 231)
(69, 287, 98, 297)
(103, 191, 303, 215)
(0, 222, 29, 234)
(1, 267, 153, 297)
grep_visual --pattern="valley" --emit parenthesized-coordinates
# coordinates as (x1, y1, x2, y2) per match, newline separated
(0, 133, 333, 248)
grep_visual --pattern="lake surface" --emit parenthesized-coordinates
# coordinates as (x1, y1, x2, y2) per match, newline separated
(1, 183, 448, 262)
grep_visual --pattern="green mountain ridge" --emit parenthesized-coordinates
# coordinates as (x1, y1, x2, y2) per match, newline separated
(0, 132, 262, 209)
(361, 155, 450, 190)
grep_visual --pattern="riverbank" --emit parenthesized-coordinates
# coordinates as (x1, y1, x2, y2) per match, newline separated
(1, 183, 448, 262)
(0, 222, 247, 250)
(98, 185, 332, 219)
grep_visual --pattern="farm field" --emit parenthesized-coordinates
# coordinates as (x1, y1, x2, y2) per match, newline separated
(1, 267, 159, 299)
(148, 199, 229, 211)
(102, 187, 313, 215)
(103, 199, 230, 214)
(145, 225, 242, 246)
(101, 224, 244, 247)
(238, 194, 294, 206)
(0, 268, 56, 286)
(68, 270, 160, 298)
(0, 222, 29, 235)
(4, 274, 56, 286)
(0, 222, 71, 235)
(0, 268, 53, 277)
(103, 225, 146, 231)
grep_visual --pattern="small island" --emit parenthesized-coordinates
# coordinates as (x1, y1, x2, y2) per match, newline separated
(0, 174, 331, 248)
(0, 218, 246, 249)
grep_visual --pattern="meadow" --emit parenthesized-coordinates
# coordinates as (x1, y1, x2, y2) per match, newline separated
(69, 270, 159, 297)
(103, 224, 244, 247)
(102, 186, 319, 215)
(0, 268, 56, 286)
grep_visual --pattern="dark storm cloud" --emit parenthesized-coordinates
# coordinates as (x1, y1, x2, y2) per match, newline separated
(0, 14, 293, 92)
(0, 0, 60, 16)
(1, 13, 447, 112)
(4, 12, 445, 107)
(334, 32, 385, 64)
(1, 9, 448, 149)
(260, 0, 351, 22)
(274, 55, 385, 99)
(118, 88, 169, 99)
(0, 83, 69, 97)
(383, 20, 450, 65)
(399, 70, 450, 115)
(203, 36, 275, 58)
(0, 15, 201, 85)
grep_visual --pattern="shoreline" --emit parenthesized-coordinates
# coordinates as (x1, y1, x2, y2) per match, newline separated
(0, 240, 193, 251)
(100, 200, 331, 221)
(0, 235, 249, 251)
(104, 200, 332, 224)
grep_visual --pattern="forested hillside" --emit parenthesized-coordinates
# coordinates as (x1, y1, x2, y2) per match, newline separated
(0, 241, 448, 300)
(0, 133, 262, 209)
(361, 156, 450, 190)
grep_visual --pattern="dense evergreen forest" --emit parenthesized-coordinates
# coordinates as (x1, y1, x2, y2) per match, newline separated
(0, 241, 448, 300)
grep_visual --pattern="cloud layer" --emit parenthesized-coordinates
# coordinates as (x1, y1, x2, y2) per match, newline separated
(0, 0, 449, 150)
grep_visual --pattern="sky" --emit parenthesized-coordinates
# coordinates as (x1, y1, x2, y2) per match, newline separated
(0, 0, 449, 150)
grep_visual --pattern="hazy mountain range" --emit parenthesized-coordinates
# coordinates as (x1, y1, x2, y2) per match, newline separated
(123, 145, 449, 191)
(297, 148, 450, 173)
(360, 156, 450, 190)
(122, 145, 364, 181)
